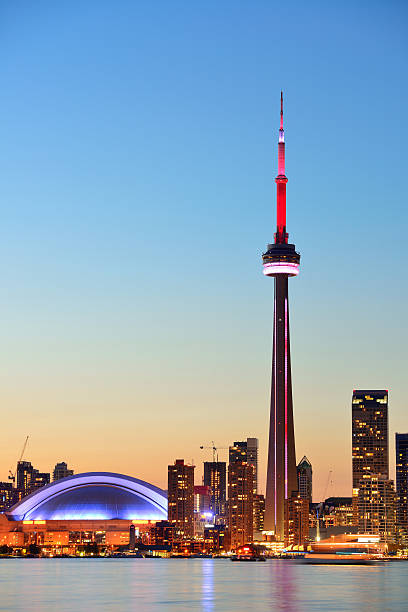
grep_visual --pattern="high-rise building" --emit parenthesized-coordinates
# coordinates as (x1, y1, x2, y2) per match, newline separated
(16, 461, 34, 496)
(352, 390, 389, 487)
(53, 462, 74, 481)
(203, 462, 226, 518)
(297, 456, 312, 503)
(263, 93, 300, 539)
(253, 493, 265, 532)
(396, 433, 408, 540)
(229, 438, 258, 494)
(194, 485, 211, 514)
(0, 482, 14, 512)
(167, 459, 195, 540)
(352, 390, 389, 523)
(357, 476, 396, 543)
(284, 493, 309, 547)
(228, 461, 253, 549)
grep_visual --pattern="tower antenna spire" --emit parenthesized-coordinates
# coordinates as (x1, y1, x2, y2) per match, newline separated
(276, 91, 287, 242)
(280, 90, 283, 130)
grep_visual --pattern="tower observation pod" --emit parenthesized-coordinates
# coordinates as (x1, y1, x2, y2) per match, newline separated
(263, 93, 301, 540)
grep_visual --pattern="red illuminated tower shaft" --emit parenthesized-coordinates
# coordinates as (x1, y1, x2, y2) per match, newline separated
(262, 93, 300, 540)
(276, 91, 287, 243)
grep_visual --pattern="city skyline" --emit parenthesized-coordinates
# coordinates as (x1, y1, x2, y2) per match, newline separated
(0, 1, 407, 501)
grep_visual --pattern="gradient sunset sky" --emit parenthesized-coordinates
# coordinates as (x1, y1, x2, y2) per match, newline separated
(1, 1, 407, 501)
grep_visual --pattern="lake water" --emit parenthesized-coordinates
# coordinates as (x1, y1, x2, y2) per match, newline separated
(0, 558, 407, 611)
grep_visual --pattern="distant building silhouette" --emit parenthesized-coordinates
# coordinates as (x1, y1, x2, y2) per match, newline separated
(297, 456, 312, 503)
(53, 462, 74, 481)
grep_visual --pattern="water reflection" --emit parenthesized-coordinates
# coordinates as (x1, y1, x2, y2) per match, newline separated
(345, 564, 390, 610)
(0, 559, 405, 611)
(201, 559, 214, 611)
(268, 560, 299, 611)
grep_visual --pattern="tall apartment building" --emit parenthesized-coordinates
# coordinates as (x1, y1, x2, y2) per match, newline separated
(229, 438, 258, 494)
(357, 476, 396, 543)
(167, 459, 195, 540)
(16, 461, 34, 496)
(297, 456, 312, 502)
(284, 493, 309, 547)
(396, 433, 408, 542)
(203, 462, 226, 518)
(228, 461, 253, 549)
(253, 493, 265, 532)
(53, 462, 74, 481)
(352, 390, 389, 486)
(352, 390, 389, 525)
(16, 461, 50, 497)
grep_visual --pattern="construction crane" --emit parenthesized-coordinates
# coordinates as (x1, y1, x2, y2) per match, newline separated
(199, 441, 228, 463)
(8, 435, 29, 484)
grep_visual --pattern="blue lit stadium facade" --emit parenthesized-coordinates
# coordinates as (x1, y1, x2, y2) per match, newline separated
(6, 472, 167, 521)
(0, 472, 168, 551)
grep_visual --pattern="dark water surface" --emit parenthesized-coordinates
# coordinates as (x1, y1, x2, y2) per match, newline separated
(0, 558, 407, 611)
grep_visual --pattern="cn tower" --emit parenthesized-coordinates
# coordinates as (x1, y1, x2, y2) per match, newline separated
(263, 93, 300, 539)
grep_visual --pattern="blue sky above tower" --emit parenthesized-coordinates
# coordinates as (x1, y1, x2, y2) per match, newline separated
(0, 0, 407, 500)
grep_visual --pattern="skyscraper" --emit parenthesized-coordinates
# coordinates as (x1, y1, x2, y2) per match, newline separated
(229, 438, 258, 494)
(263, 94, 300, 539)
(167, 459, 195, 540)
(352, 390, 394, 540)
(396, 433, 408, 538)
(297, 456, 312, 503)
(203, 461, 226, 518)
(228, 461, 254, 549)
(352, 390, 389, 488)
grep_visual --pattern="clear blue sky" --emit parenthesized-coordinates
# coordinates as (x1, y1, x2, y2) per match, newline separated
(0, 0, 407, 499)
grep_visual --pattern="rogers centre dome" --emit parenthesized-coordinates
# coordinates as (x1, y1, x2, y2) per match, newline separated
(6, 472, 168, 521)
